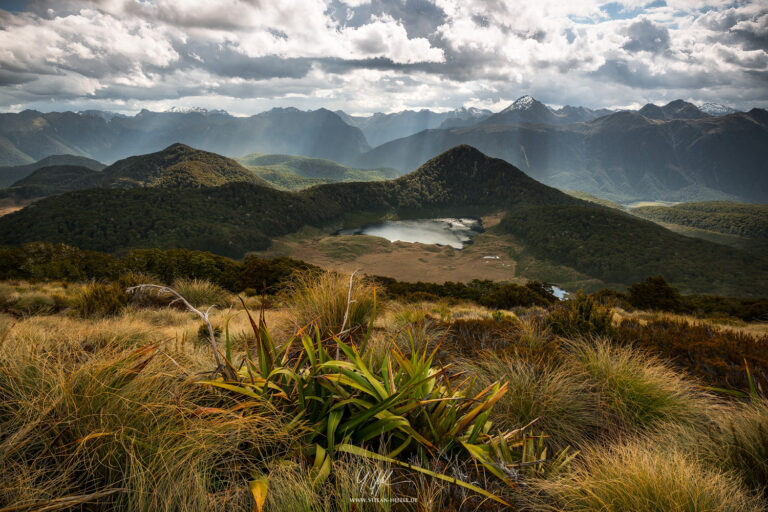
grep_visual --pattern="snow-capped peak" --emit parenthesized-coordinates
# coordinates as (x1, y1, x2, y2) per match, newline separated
(501, 95, 538, 113)
(512, 95, 536, 110)
(164, 106, 229, 115)
(698, 102, 737, 116)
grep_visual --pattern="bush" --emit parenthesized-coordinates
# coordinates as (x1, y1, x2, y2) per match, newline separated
(531, 440, 763, 512)
(627, 275, 683, 311)
(480, 283, 553, 309)
(569, 339, 710, 431)
(283, 271, 376, 338)
(546, 293, 614, 338)
(614, 318, 768, 390)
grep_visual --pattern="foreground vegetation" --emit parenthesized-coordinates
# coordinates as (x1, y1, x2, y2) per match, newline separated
(1, 267, 767, 511)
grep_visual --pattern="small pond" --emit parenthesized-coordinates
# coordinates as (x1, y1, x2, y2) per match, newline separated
(337, 218, 483, 249)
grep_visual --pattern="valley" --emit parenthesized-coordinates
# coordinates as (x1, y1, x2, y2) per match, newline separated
(0, 143, 764, 296)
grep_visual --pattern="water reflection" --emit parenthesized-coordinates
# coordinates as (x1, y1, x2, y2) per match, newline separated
(337, 218, 482, 249)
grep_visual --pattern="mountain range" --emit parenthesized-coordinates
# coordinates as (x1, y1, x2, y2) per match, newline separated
(0, 107, 368, 165)
(0, 97, 763, 202)
(354, 102, 768, 203)
(0, 143, 764, 296)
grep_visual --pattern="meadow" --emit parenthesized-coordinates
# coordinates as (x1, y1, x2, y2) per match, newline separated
(0, 272, 767, 511)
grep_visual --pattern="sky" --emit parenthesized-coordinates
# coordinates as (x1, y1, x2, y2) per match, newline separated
(0, 0, 766, 115)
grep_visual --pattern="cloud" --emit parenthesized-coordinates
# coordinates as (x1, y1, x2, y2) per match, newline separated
(623, 18, 670, 53)
(0, 0, 765, 114)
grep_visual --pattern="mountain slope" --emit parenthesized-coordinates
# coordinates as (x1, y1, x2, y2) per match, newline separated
(499, 204, 766, 295)
(237, 153, 400, 189)
(355, 109, 768, 202)
(0, 145, 765, 295)
(0, 135, 34, 167)
(0, 165, 100, 199)
(338, 108, 491, 147)
(0, 154, 105, 188)
(88, 143, 270, 189)
(637, 100, 710, 121)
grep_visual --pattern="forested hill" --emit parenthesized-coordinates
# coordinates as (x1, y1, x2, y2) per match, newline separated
(633, 202, 768, 240)
(0, 145, 765, 295)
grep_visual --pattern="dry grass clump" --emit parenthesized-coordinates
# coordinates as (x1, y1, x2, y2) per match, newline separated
(529, 440, 763, 512)
(0, 323, 296, 511)
(457, 352, 602, 450)
(171, 277, 231, 308)
(282, 270, 375, 337)
(568, 338, 712, 431)
(72, 281, 130, 318)
(699, 397, 768, 497)
(0, 281, 71, 316)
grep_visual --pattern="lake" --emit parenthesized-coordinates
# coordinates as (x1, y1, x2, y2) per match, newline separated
(338, 218, 482, 249)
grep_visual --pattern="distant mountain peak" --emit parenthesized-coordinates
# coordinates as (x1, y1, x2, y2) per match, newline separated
(504, 95, 539, 112)
(699, 102, 738, 116)
(638, 99, 709, 120)
(163, 106, 230, 116)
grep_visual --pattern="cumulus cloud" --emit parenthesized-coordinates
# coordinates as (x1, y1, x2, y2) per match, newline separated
(0, 0, 765, 114)
(623, 19, 670, 53)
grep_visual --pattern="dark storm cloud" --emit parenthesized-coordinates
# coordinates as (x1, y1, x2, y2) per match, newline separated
(623, 18, 670, 53)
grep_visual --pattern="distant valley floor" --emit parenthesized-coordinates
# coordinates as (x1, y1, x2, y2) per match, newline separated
(254, 215, 601, 291)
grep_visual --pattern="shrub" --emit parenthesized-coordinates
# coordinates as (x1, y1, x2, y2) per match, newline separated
(614, 318, 768, 390)
(283, 271, 376, 338)
(569, 339, 710, 431)
(458, 353, 602, 449)
(238, 255, 319, 294)
(530, 440, 763, 512)
(627, 275, 683, 311)
(171, 278, 230, 308)
(480, 283, 553, 309)
(546, 293, 614, 338)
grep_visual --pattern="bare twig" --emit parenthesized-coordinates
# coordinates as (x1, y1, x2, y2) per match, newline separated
(337, 270, 359, 358)
(127, 284, 235, 380)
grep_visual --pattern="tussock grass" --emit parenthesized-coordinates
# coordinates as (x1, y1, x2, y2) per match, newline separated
(4, 273, 768, 511)
(72, 281, 129, 318)
(698, 398, 768, 497)
(0, 320, 296, 511)
(457, 352, 602, 450)
(529, 440, 763, 512)
(171, 277, 231, 307)
(568, 338, 712, 431)
(282, 270, 375, 337)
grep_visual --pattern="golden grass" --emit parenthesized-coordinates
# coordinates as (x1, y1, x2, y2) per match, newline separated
(529, 439, 764, 512)
(2, 277, 768, 511)
(567, 338, 715, 431)
(456, 352, 602, 450)
(281, 270, 376, 338)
